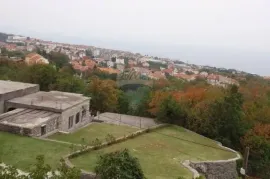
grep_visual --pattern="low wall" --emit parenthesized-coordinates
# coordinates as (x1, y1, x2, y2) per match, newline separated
(190, 160, 237, 179)
(183, 144, 241, 179)
(0, 122, 31, 136)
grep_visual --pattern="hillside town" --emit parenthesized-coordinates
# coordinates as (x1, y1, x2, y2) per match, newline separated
(0, 33, 246, 88)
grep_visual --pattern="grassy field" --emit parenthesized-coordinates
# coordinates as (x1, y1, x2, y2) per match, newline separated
(71, 125, 237, 179)
(0, 131, 71, 170)
(48, 123, 138, 144)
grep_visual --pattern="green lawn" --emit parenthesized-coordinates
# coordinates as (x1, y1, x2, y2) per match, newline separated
(0, 131, 71, 170)
(71, 125, 237, 179)
(48, 123, 138, 145)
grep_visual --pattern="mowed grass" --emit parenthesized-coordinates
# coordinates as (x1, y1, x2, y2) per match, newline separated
(48, 123, 138, 144)
(0, 131, 71, 170)
(71, 125, 237, 179)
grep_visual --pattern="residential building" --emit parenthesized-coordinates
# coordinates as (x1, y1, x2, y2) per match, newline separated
(142, 62, 150, 67)
(116, 64, 125, 72)
(25, 53, 49, 65)
(98, 67, 120, 74)
(116, 58, 125, 65)
(107, 61, 114, 68)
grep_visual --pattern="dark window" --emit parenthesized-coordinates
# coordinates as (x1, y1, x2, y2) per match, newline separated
(68, 116, 74, 129)
(82, 109, 86, 120)
(7, 107, 16, 112)
(76, 112, 80, 124)
(41, 125, 46, 136)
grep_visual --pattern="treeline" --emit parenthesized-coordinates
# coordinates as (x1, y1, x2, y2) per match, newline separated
(1, 58, 270, 178)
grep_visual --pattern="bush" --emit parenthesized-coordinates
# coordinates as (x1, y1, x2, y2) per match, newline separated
(105, 134, 116, 144)
(95, 149, 145, 179)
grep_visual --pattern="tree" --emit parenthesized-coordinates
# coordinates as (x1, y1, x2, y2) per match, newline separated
(23, 64, 57, 91)
(50, 73, 85, 94)
(49, 52, 70, 69)
(95, 149, 145, 179)
(242, 131, 270, 179)
(207, 85, 247, 148)
(86, 49, 93, 57)
(157, 95, 187, 125)
(87, 77, 119, 112)
(117, 91, 129, 114)
(0, 155, 81, 179)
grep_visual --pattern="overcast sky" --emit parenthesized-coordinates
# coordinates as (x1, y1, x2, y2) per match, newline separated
(0, 0, 269, 75)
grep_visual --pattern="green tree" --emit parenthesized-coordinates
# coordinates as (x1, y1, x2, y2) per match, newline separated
(95, 149, 145, 179)
(117, 91, 129, 114)
(207, 85, 247, 148)
(86, 49, 93, 57)
(23, 64, 57, 91)
(157, 95, 187, 125)
(49, 52, 70, 69)
(0, 155, 81, 179)
(50, 73, 85, 93)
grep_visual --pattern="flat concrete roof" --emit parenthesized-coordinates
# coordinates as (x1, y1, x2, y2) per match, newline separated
(8, 91, 90, 112)
(0, 108, 60, 128)
(0, 80, 38, 95)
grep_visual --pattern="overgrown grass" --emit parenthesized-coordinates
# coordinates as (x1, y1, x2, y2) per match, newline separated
(48, 123, 138, 144)
(71, 125, 237, 179)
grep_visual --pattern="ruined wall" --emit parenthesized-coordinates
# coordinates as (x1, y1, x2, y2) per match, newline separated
(60, 100, 90, 132)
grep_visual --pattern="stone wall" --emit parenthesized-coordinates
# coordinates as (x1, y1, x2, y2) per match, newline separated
(60, 100, 90, 132)
(190, 160, 238, 179)
(0, 123, 32, 136)
(31, 116, 59, 137)
(183, 144, 241, 179)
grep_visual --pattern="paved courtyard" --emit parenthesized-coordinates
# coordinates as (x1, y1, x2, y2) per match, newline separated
(95, 112, 158, 128)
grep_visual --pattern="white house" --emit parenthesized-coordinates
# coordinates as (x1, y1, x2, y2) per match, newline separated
(107, 61, 114, 68)
(116, 58, 125, 65)
(142, 62, 150, 67)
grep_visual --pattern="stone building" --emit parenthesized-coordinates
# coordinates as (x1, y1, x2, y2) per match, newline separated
(0, 80, 91, 137)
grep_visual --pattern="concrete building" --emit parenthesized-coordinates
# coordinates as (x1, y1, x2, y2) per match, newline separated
(0, 80, 91, 137)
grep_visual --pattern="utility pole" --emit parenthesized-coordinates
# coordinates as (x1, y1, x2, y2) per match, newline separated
(241, 147, 250, 179)
(119, 114, 121, 126)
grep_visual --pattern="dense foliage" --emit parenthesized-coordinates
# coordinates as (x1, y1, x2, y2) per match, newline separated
(1, 58, 270, 178)
(95, 149, 145, 179)
(0, 155, 80, 179)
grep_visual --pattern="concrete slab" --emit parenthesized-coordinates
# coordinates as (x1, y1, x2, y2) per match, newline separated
(0, 80, 38, 95)
(7, 91, 90, 112)
(0, 108, 59, 128)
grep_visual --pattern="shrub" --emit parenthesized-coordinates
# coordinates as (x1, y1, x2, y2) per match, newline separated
(95, 149, 145, 179)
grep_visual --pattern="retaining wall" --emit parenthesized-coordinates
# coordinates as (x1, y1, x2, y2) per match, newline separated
(183, 144, 241, 179)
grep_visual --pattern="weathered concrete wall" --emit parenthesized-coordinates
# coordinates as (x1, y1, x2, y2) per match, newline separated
(0, 85, 39, 113)
(60, 100, 90, 132)
(0, 100, 4, 114)
(31, 116, 59, 137)
(0, 123, 32, 136)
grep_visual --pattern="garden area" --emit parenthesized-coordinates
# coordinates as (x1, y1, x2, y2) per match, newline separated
(48, 123, 138, 144)
(70, 125, 238, 179)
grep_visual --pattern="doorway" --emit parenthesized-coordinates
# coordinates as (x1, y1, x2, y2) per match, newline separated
(41, 125, 46, 136)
